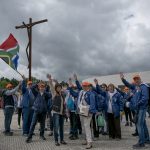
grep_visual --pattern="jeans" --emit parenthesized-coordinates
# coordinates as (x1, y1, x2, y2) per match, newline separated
(4, 107, 14, 132)
(48, 111, 53, 131)
(92, 114, 99, 137)
(137, 109, 150, 144)
(28, 112, 47, 138)
(53, 113, 64, 142)
(22, 107, 34, 134)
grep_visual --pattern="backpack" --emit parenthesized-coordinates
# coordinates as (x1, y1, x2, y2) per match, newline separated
(66, 94, 75, 111)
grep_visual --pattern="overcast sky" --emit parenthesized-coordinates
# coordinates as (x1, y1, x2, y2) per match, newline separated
(0, 0, 150, 81)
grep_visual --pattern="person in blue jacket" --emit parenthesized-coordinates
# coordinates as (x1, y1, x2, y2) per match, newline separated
(120, 73, 150, 149)
(94, 79, 123, 140)
(21, 76, 38, 136)
(26, 82, 51, 143)
(116, 87, 133, 127)
(68, 75, 98, 149)
(119, 73, 139, 136)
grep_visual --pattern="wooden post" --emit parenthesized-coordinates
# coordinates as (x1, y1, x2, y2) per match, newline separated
(15, 18, 48, 80)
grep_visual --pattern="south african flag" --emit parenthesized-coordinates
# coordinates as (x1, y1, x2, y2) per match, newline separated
(0, 34, 19, 70)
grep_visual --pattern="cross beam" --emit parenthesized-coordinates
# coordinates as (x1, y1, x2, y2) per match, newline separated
(15, 18, 48, 80)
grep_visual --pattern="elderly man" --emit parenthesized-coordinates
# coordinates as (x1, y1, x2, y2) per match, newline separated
(120, 73, 150, 149)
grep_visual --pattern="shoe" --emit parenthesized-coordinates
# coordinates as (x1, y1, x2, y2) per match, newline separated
(60, 141, 67, 145)
(145, 140, 150, 144)
(79, 130, 82, 135)
(40, 136, 46, 140)
(133, 143, 145, 149)
(132, 133, 138, 136)
(55, 142, 60, 146)
(49, 131, 53, 136)
(23, 134, 28, 137)
(82, 141, 87, 145)
(125, 122, 129, 126)
(18, 125, 21, 129)
(4, 131, 13, 136)
(102, 132, 108, 135)
(86, 143, 92, 149)
(130, 122, 132, 127)
(26, 137, 32, 143)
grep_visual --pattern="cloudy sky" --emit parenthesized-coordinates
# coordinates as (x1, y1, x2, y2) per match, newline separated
(0, 0, 150, 81)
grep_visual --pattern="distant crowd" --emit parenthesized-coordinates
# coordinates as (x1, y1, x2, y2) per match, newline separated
(1, 73, 150, 149)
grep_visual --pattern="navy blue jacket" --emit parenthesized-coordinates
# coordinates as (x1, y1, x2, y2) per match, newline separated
(33, 92, 52, 114)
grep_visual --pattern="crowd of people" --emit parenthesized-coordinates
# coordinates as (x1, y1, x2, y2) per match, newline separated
(1, 73, 150, 149)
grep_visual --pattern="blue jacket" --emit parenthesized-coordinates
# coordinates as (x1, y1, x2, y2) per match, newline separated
(21, 80, 38, 108)
(121, 78, 139, 111)
(96, 94, 105, 112)
(137, 84, 149, 110)
(33, 92, 52, 114)
(96, 84, 123, 118)
(68, 80, 98, 114)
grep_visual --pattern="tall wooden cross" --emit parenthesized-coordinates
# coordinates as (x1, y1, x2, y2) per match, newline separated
(15, 18, 48, 80)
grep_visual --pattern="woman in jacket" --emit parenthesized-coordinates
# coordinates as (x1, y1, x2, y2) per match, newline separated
(47, 74, 67, 146)
(94, 79, 123, 140)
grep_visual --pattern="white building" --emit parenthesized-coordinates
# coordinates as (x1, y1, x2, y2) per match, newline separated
(84, 71, 150, 87)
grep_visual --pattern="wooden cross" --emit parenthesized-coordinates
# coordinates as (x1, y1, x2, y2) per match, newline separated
(15, 18, 48, 80)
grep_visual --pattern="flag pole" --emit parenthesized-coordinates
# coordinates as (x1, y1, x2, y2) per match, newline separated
(15, 70, 24, 79)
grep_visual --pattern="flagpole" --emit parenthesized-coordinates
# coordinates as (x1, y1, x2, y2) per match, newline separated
(15, 70, 24, 79)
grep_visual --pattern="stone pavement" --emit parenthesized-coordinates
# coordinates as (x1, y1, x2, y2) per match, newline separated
(0, 110, 150, 150)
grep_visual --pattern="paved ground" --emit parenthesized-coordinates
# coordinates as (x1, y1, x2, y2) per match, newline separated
(0, 110, 150, 150)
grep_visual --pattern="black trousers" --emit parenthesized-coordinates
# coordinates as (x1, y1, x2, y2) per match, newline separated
(70, 112, 78, 136)
(92, 114, 99, 137)
(124, 107, 132, 122)
(108, 113, 121, 139)
(17, 108, 22, 126)
(76, 114, 82, 132)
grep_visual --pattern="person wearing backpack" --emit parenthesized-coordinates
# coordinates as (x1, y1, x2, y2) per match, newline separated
(3, 82, 21, 136)
(120, 73, 150, 149)
(64, 83, 78, 140)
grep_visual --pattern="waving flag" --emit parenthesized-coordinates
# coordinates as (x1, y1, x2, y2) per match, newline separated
(0, 34, 19, 70)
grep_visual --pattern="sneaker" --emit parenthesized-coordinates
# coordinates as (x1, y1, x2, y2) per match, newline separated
(18, 125, 21, 129)
(60, 141, 67, 145)
(86, 143, 92, 149)
(26, 137, 32, 143)
(55, 142, 60, 146)
(133, 143, 145, 149)
(132, 133, 138, 136)
(40, 136, 46, 140)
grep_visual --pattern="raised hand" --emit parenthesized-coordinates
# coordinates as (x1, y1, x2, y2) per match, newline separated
(94, 79, 98, 85)
(73, 73, 78, 81)
(120, 72, 124, 79)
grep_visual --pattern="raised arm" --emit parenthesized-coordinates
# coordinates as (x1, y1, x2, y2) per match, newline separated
(120, 73, 135, 90)
(5, 82, 21, 96)
(47, 74, 55, 98)
(94, 79, 107, 97)
(74, 74, 82, 91)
